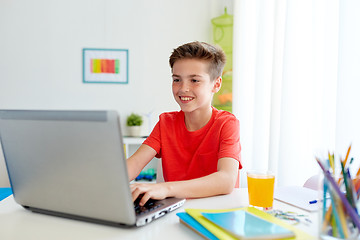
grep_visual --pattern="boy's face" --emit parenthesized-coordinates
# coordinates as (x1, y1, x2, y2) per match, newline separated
(172, 58, 221, 114)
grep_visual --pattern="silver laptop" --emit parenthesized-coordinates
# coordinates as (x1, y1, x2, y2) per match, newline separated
(0, 110, 185, 227)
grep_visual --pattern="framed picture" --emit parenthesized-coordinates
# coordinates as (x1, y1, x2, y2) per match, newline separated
(82, 48, 129, 84)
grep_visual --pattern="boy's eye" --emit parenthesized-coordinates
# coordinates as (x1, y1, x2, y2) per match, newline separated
(191, 79, 199, 83)
(173, 79, 180, 82)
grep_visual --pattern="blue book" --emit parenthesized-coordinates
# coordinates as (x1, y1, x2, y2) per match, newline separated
(0, 187, 12, 201)
(176, 212, 219, 240)
(201, 210, 295, 240)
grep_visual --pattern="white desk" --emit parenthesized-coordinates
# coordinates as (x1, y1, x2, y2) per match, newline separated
(0, 188, 318, 240)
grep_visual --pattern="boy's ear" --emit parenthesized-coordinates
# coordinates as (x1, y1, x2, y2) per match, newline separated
(212, 76, 222, 93)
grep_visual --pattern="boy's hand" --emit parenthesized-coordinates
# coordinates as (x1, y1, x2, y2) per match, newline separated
(130, 182, 170, 206)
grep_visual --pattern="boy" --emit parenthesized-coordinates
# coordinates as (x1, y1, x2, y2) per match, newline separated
(127, 41, 241, 206)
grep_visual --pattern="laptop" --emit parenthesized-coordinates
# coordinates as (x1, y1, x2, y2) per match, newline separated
(0, 110, 185, 227)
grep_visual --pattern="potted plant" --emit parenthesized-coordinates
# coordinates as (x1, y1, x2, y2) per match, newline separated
(126, 113, 143, 137)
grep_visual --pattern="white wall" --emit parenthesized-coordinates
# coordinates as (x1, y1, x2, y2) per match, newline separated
(0, 0, 232, 187)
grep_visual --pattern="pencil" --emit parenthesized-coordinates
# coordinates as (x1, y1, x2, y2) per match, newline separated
(344, 144, 352, 166)
(323, 182, 328, 219)
(354, 178, 360, 198)
(340, 161, 352, 205)
(328, 152, 335, 173)
(356, 163, 360, 178)
(346, 169, 357, 211)
(331, 216, 337, 237)
(322, 205, 333, 232)
(335, 195, 349, 238)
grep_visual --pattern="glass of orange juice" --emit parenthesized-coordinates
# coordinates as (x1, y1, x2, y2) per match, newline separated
(247, 170, 275, 210)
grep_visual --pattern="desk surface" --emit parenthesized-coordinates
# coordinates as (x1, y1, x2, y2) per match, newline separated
(0, 188, 318, 240)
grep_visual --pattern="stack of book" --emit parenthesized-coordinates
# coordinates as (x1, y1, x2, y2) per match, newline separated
(177, 207, 315, 240)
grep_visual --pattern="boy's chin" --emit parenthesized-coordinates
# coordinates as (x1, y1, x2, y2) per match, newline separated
(178, 105, 194, 113)
(179, 107, 191, 112)
(179, 105, 210, 114)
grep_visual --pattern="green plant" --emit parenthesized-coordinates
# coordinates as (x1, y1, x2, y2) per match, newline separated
(126, 113, 143, 126)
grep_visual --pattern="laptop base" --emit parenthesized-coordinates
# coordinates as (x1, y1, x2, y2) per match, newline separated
(23, 205, 134, 228)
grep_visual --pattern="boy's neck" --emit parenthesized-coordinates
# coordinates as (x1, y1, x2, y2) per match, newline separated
(183, 106, 213, 132)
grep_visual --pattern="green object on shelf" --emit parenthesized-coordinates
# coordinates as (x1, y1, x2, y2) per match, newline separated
(135, 168, 157, 181)
(144, 168, 155, 175)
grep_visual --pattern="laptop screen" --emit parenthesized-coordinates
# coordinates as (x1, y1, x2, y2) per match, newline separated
(0, 110, 136, 225)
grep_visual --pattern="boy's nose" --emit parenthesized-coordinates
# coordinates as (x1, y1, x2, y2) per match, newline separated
(180, 82, 190, 92)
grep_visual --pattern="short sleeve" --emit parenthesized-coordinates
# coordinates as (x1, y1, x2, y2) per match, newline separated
(218, 118, 242, 168)
(143, 121, 162, 158)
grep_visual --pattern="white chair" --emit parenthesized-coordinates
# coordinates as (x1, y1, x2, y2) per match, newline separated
(303, 174, 322, 190)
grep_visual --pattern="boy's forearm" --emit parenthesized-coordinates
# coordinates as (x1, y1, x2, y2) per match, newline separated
(165, 157, 239, 199)
(166, 171, 236, 199)
(127, 144, 157, 181)
(127, 159, 141, 181)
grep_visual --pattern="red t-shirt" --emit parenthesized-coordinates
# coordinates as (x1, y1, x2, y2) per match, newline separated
(143, 107, 241, 183)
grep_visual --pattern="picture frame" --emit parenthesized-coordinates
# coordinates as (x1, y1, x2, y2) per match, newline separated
(82, 48, 129, 84)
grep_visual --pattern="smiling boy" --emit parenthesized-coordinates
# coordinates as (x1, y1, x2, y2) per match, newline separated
(127, 41, 241, 206)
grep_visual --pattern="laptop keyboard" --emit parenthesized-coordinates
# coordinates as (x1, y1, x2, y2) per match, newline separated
(134, 198, 164, 216)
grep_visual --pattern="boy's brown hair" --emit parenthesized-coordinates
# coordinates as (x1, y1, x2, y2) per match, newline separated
(169, 41, 226, 81)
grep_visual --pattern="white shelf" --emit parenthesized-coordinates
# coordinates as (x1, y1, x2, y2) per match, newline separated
(123, 136, 158, 175)
(123, 137, 146, 158)
(123, 136, 147, 145)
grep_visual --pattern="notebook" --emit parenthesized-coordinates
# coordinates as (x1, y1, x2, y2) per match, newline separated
(274, 186, 319, 212)
(201, 210, 295, 240)
(0, 110, 185, 227)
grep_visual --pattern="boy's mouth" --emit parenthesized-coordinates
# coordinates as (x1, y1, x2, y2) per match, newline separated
(179, 96, 194, 102)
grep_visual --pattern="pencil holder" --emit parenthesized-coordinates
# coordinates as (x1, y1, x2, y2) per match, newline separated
(319, 173, 359, 240)
(319, 175, 359, 240)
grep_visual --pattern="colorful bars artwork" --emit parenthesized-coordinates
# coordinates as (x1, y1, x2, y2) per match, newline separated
(91, 59, 120, 74)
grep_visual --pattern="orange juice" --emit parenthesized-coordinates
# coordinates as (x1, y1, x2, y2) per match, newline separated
(247, 172, 275, 208)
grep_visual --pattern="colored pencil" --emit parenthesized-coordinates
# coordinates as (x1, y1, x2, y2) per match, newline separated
(340, 161, 352, 205)
(344, 144, 352, 166)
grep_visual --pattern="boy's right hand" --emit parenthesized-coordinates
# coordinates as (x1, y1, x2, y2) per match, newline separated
(130, 182, 171, 206)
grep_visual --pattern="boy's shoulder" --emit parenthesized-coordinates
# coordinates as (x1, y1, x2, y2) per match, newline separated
(213, 107, 238, 122)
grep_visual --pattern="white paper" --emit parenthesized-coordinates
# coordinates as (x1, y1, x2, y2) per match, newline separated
(274, 186, 319, 212)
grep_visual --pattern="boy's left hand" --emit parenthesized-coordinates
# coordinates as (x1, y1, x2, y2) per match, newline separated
(130, 182, 170, 206)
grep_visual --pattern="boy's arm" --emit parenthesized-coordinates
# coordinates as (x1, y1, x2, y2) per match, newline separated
(126, 144, 157, 181)
(130, 157, 239, 205)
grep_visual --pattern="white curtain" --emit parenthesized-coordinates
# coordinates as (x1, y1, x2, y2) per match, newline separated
(232, 0, 339, 187)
